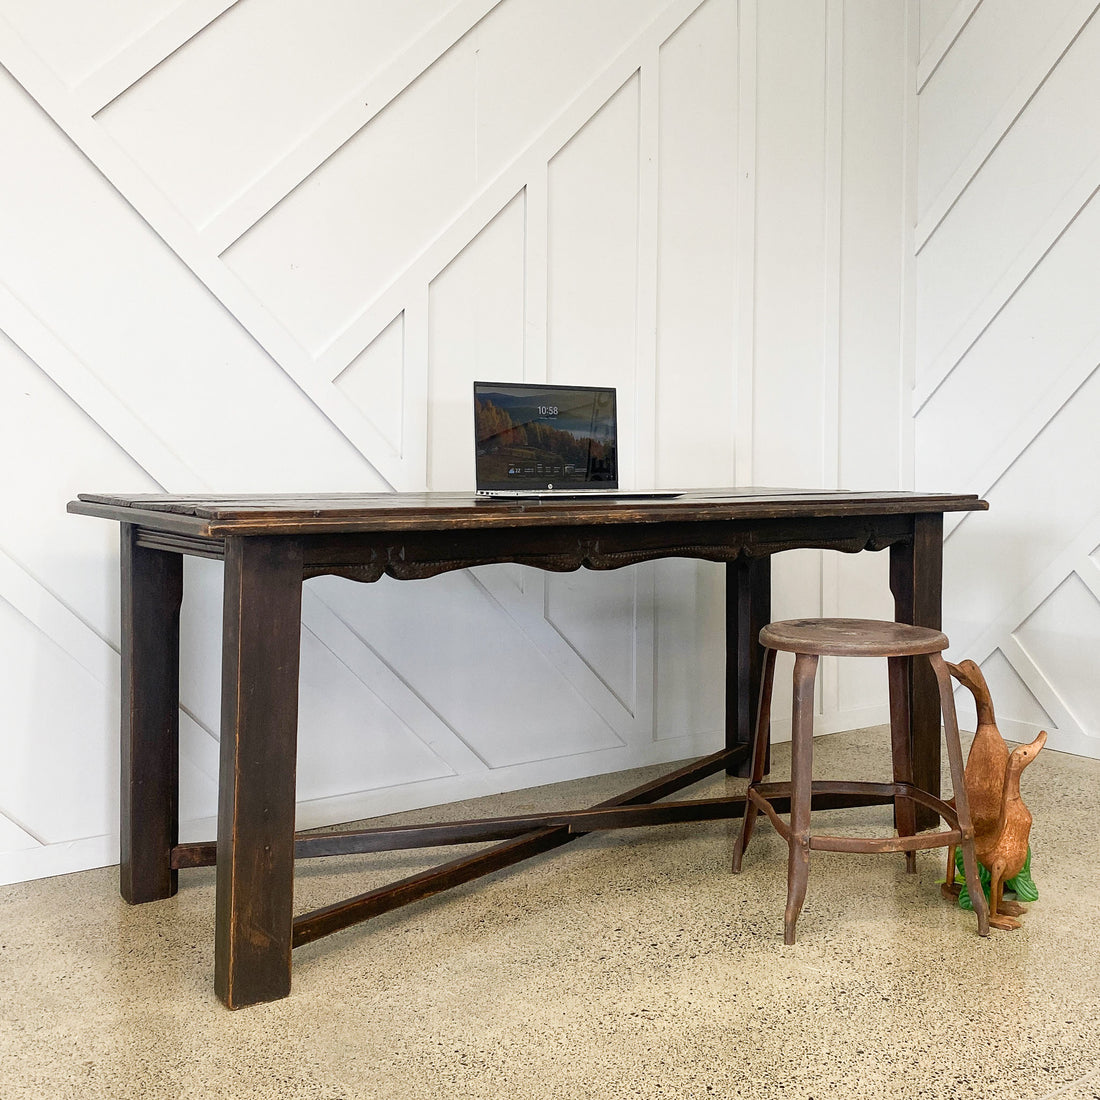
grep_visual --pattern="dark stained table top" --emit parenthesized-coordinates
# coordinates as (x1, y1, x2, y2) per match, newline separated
(68, 488, 988, 538)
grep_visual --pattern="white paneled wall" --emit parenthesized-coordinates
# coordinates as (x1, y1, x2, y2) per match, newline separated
(1, 0, 914, 886)
(753, 0, 909, 727)
(915, 0, 1100, 759)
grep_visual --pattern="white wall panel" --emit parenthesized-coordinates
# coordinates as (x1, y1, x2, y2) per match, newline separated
(312, 571, 625, 770)
(0, 337, 155, 646)
(952, 647, 1054, 736)
(1017, 574, 1100, 735)
(543, 70, 646, 747)
(294, 625, 456, 800)
(427, 192, 526, 490)
(0, 70, 380, 496)
(176, 560, 229, 746)
(833, 2, 916, 717)
(336, 314, 407, 459)
(0, 812, 37, 853)
(919, 0, 970, 59)
(653, 558, 726, 739)
(839, 4, 907, 489)
(96, 0, 457, 228)
(223, 45, 478, 354)
(752, 0, 827, 490)
(655, 0, 738, 489)
(751, 0, 828, 732)
(0, 0, 924, 884)
(474, 0, 667, 184)
(0, 597, 116, 843)
(917, 0, 1084, 218)
(916, 192, 1100, 492)
(1, 0, 180, 87)
(940, 367, 1100, 648)
(546, 76, 640, 429)
(916, 0, 1100, 759)
(546, 569, 640, 715)
(916, 7, 1100, 384)
(651, 0, 740, 744)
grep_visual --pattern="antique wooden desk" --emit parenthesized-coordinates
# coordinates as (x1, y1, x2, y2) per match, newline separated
(68, 488, 986, 1008)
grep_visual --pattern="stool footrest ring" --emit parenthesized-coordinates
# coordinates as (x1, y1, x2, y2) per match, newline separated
(809, 829, 962, 854)
(746, 779, 963, 854)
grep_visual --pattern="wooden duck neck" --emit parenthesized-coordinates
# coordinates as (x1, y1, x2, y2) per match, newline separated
(1002, 763, 1025, 806)
(992, 733, 1046, 836)
(988, 759, 1026, 847)
(949, 660, 998, 729)
(970, 680, 997, 730)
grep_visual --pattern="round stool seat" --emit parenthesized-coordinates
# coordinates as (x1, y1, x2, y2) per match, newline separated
(759, 617, 949, 657)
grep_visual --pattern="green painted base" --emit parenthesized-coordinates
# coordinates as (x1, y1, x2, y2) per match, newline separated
(955, 846, 1038, 910)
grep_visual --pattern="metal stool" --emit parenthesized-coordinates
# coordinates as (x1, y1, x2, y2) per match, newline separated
(732, 618, 990, 943)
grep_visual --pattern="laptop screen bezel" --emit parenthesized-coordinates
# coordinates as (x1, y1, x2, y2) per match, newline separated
(473, 381, 619, 493)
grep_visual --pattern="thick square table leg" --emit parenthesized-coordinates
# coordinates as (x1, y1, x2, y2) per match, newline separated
(214, 536, 304, 1009)
(890, 514, 944, 831)
(120, 524, 183, 904)
(726, 556, 772, 777)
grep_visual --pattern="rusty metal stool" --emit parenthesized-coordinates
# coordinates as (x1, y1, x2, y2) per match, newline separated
(732, 618, 990, 943)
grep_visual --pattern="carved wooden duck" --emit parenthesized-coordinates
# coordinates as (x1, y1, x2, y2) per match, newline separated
(975, 730, 1047, 930)
(949, 658, 1008, 837)
(941, 660, 1011, 903)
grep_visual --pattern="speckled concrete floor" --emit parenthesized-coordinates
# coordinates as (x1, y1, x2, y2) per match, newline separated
(1, 726, 1098, 1100)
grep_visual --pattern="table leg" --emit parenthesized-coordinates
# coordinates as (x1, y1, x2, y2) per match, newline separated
(890, 513, 944, 831)
(120, 524, 182, 904)
(726, 555, 772, 777)
(214, 536, 304, 1009)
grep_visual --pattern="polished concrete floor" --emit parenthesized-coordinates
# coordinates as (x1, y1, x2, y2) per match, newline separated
(1, 726, 1098, 1100)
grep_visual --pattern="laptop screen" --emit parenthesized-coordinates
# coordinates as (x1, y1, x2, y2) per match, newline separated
(474, 381, 618, 492)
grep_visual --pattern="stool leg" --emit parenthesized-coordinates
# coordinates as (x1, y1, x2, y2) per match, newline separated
(733, 647, 776, 872)
(887, 656, 918, 874)
(929, 652, 990, 937)
(784, 652, 818, 944)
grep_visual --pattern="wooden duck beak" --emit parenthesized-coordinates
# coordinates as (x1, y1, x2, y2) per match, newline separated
(1020, 729, 1047, 759)
(947, 657, 990, 694)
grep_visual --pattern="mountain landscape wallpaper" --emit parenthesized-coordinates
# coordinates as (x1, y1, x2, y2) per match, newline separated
(474, 386, 617, 486)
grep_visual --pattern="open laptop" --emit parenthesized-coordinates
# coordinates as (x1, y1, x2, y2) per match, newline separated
(474, 381, 681, 498)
